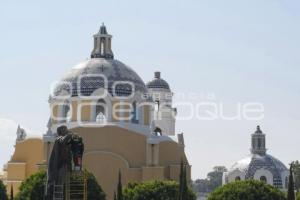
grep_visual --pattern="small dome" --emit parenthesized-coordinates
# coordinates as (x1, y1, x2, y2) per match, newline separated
(224, 126, 289, 189)
(53, 58, 147, 97)
(146, 72, 170, 91)
(228, 154, 288, 187)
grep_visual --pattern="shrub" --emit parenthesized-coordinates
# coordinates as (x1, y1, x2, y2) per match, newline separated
(15, 170, 105, 200)
(0, 180, 8, 200)
(207, 180, 286, 200)
(123, 180, 196, 200)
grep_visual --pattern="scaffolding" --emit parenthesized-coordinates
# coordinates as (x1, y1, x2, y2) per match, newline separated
(53, 171, 87, 200)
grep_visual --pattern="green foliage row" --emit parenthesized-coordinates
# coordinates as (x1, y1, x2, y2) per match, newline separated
(207, 180, 286, 200)
(14, 170, 105, 200)
(123, 180, 196, 200)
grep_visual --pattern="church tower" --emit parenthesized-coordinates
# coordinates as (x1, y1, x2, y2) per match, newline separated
(147, 72, 176, 136)
(251, 125, 267, 155)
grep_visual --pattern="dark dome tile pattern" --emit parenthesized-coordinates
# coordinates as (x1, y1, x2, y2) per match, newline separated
(230, 154, 288, 189)
(53, 58, 147, 97)
(146, 78, 170, 91)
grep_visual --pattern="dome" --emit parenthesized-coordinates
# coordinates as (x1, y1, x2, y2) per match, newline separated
(224, 126, 289, 189)
(53, 24, 148, 97)
(229, 154, 288, 178)
(146, 72, 170, 91)
(53, 58, 147, 97)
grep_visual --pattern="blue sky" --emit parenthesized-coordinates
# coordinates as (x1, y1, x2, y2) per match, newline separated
(0, 0, 299, 179)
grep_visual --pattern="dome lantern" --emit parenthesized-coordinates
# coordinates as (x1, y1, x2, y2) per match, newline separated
(91, 23, 114, 59)
(251, 125, 267, 155)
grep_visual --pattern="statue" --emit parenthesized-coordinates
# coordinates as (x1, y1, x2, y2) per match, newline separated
(46, 125, 84, 199)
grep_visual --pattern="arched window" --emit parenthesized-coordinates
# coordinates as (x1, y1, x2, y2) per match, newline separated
(61, 103, 71, 122)
(258, 139, 261, 148)
(155, 100, 160, 111)
(95, 99, 106, 123)
(260, 176, 267, 183)
(235, 176, 241, 181)
(154, 127, 162, 136)
(131, 101, 139, 124)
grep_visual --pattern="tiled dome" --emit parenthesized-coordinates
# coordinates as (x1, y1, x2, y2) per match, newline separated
(146, 72, 170, 91)
(228, 154, 288, 188)
(53, 58, 147, 97)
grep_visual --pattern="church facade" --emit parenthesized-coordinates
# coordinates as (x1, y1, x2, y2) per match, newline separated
(2, 25, 190, 200)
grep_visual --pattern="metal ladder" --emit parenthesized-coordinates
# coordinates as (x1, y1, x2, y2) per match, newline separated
(53, 184, 64, 200)
(52, 171, 87, 200)
(67, 171, 87, 200)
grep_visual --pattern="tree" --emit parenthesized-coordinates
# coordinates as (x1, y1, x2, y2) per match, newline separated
(182, 166, 188, 199)
(207, 180, 286, 200)
(297, 192, 300, 200)
(193, 166, 227, 193)
(288, 163, 296, 200)
(207, 166, 227, 191)
(84, 170, 106, 200)
(10, 185, 13, 200)
(0, 180, 8, 200)
(179, 160, 186, 200)
(292, 161, 300, 191)
(117, 171, 123, 200)
(114, 191, 117, 200)
(14, 170, 105, 200)
(15, 170, 45, 200)
(123, 180, 196, 200)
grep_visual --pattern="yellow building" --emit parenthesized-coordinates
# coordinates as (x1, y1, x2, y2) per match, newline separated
(2, 126, 44, 196)
(3, 24, 191, 200)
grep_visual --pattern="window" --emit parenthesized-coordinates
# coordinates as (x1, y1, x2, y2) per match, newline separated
(154, 127, 162, 136)
(95, 99, 106, 123)
(235, 176, 241, 181)
(260, 176, 267, 183)
(61, 103, 71, 122)
(155, 100, 160, 111)
(100, 40, 104, 55)
(131, 101, 139, 124)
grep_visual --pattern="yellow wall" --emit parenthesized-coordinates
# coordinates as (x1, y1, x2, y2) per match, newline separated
(71, 101, 78, 122)
(143, 105, 150, 125)
(80, 100, 92, 122)
(6, 138, 44, 196)
(70, 126, 190, 200)
(72, 126, 147, 167)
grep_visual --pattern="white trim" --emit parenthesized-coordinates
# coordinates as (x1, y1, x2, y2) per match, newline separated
(7, 162, 26, 165)
(5, 180, 23, 183)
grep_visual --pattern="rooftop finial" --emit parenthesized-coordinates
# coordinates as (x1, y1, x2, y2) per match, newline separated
(255, 125, 262, 134)
(154, 71, 161, 79)
(99, 23, 108, 34)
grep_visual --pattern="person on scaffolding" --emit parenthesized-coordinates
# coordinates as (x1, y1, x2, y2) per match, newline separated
(71, 134, 84, 171)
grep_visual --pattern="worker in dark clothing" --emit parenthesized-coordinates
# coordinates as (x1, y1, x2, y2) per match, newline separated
(70, 135, 84, 171)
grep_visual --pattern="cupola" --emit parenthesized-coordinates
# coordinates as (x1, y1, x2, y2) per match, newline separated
(91, 23, 114, 59)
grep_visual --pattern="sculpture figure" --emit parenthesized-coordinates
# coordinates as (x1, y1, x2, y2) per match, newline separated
(46, 125, 84, 199)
